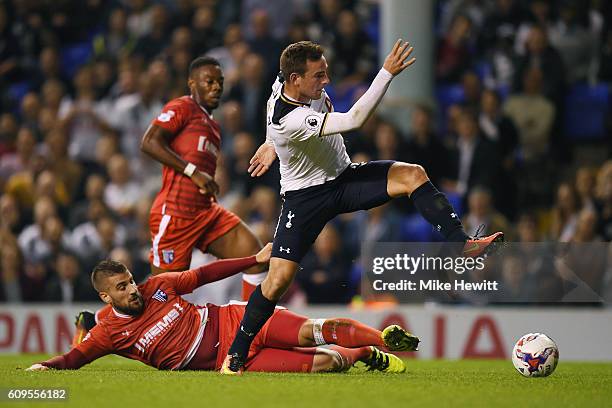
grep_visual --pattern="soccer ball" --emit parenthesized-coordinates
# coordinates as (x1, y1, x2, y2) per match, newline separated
(512, 333, 559, 377)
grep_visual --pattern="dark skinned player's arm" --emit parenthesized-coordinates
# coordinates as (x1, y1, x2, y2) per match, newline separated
(140, 124, 190, 173)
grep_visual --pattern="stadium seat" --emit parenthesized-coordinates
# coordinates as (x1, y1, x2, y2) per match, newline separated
(7, 81, 31, 107)
(61, 42, 93, 78)
(399, 214, 435, 242)
(564, 83, 610, 140)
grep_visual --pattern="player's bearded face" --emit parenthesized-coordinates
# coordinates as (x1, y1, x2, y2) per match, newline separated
(115, 290, 144, 316)
(104, 272, 145, 316)
(190, 65, 224, 111)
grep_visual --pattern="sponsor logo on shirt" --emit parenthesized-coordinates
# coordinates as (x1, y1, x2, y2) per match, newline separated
(152, 289, 168, 303)
(304, 115, 320, 131)
(157, 110, 175, 122)
(162, 249, 174, 264)
(134, 303, 184, 354)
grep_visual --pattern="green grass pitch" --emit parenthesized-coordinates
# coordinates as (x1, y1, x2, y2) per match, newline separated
(2, 355, 612, 408)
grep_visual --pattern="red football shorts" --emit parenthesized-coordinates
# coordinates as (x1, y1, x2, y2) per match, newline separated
(149, 203, 241, 270)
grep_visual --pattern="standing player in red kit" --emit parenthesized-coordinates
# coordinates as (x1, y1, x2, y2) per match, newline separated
(27, 244, 416, 374)
(71, 57, 267, 345)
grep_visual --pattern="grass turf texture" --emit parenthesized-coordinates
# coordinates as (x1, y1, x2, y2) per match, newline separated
(2, 355, 611, 408)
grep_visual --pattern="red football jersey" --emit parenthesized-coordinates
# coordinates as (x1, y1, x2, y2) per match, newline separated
(75, 272, 208, 370)
(150, 96, 221, 218)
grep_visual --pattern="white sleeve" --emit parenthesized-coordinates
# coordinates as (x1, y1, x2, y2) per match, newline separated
(320, 68, 394, 137)
(282, 109, 329, 141)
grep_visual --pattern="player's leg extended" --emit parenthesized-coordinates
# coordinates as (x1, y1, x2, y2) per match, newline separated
(387, 162, 504, 256)
(221, 257, 300, 374)
(206, 221, 266, 300)
(259, 308, 419, 352)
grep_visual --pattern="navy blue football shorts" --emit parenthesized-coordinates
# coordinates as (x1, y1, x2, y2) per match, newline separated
(271, 160, 394, 263)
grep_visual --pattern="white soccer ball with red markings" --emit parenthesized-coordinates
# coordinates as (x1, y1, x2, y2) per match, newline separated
(512, 333, 559, 377)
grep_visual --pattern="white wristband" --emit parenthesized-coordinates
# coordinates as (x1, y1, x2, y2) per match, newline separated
(183, 162, 197, 177)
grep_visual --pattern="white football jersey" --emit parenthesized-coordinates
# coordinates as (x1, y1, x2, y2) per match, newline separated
(266, 77, 351, 193)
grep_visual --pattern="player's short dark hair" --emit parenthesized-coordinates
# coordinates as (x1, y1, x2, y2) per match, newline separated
(91, 260, 128, 292)
(280, 41, 324, 78)
(189, 56, 221, 77)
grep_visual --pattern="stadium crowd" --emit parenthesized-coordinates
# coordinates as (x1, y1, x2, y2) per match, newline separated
(0, 0, 611, 305)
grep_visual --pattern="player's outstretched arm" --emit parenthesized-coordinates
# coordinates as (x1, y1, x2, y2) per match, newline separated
(172, 243, 273, 293)
(321, 39, 415, 136)
(248, 142, 277, 177)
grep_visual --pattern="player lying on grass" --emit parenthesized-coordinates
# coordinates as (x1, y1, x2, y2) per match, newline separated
(26, 243, 418, 374)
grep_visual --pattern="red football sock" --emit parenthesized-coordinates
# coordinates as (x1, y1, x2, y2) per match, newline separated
(329, 345, 372, 369)
(321, 318, 384, 348)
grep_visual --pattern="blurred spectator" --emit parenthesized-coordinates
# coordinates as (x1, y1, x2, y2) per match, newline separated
(436, 14, 473, 82)
(513, 25, 566, 114)
(460, 71, 482, 112)
(0, 127, 37, 183)
(462, 186, 512, 238)
(132, 4, 170, 62)
(41, 79, 66, 114)
(93, 8, 136, 60)
(550, 182, 579, 242)
(19, 199, 70, 264)
(20, 92, 42, 134)
(0, 240, 25, 303)
(227, 132, 257, 195)
(192, 6, 222, 54)
(444, 109, 500, 197)
(92, 57, 117, 101)
(104, 154, 141, 217)
(479, 88, 518, 217)
(405, 104, 451, 186)
(548, 1, 601, 83)
(30, 47, 69, 93)
(298, 224, 352, 304)
(373, 121, 405, 161)
(0, 113, 19, 158)
(514, 0, 555, 56)
(479, 89, 518, 163)
(68, 174, 107, 228)
(246, 9, 283, 77)
(111, 71, 163, 178)
(219, 101, 244, 155)
(248, 185, 279, 226)
(494, 253, 533, 302)
(0, 193, 23, 235)
(575, 166, 597, 211)
(479, 0, 523, 55)
(43, 128, 83, 201)
(70, 215, 127, 268)
(503, 67, 554, 160)
(44, 250, 98, 302)
(595, 161, 612, 241)
(127, 0, 154, 38)
(207, 24, 245, 88)
(58, 65, 114, 162)
(227, 53, 268, 135)
(330, 10, 376, 89)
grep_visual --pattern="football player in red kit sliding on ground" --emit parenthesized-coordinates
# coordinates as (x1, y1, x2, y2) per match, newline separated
(27, 244, 417, 374)
(72, 56, 268, 346)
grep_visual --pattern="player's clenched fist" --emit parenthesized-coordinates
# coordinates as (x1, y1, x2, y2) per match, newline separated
(382, 39, 416, 76)
(190, 169, 219, 196)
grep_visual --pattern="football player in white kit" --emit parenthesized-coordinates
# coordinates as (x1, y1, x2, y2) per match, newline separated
(222, 40, 504, 373)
